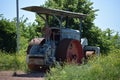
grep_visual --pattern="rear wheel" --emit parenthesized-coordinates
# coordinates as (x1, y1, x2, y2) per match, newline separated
(55, 39, 83, 64)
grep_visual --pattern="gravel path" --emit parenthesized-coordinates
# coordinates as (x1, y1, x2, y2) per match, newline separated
(0, 71, 45, 80)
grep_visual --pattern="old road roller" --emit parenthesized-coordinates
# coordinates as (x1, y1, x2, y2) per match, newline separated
(22, 6, 100, 71)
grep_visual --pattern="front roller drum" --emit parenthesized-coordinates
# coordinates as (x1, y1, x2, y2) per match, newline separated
(26, 38, 46, 71)
(55, 39, 83, 64)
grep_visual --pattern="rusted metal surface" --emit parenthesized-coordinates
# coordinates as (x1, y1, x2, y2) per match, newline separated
(26, 38, 45, 70)
(85, 51, 95, 58)
(27, 38, 45, 54)
(55, 39, 83, 64)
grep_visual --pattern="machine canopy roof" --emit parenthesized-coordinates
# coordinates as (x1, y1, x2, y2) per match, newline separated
(22, 6, 86, 18)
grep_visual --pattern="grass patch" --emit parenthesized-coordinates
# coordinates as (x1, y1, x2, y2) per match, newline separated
(0, 48, 120, 79)
(46, 49, 120, 80)
(0, 50, 29, 72)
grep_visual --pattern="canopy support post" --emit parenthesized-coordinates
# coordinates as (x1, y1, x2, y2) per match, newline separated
(79, 18, 82, 41)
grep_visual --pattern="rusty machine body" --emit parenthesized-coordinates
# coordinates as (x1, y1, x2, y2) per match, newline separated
(22, 6, 100, 70)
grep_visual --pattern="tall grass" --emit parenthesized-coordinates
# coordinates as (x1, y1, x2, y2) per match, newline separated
(46, 49, 120, 80)
(0, 50, 28, 72)
(0, 37, 29, 72)
(0, 48, 120, 80)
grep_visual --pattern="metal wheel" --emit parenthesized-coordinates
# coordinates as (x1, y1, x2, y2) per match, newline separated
(26, 38, 45, 71)
(55, 39, 83, 64)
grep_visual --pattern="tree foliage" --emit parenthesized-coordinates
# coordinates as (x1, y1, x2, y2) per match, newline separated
(43, 0, 119, 53)
(19, 16, 41, 41)
(44, 0, 98, 35)
(44, 0, 107, 51)
(0, 0, 120, 54)
(45, 0, 94, 36)
(0, 15, 16, 52)
(0, 15, 40, 53)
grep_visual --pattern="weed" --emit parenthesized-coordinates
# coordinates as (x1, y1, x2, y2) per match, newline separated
(46, 50, 120, 80)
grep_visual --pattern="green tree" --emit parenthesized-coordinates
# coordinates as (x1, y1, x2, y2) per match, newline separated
(0, 15, 41, 53)
(0, 15, 16, 52)
(44, 0, 98, 37)
(44, 0, 100, 44)
(98, 28, 120, 53)
(15, 16, 42, 52)
(35, 0, 120, 53)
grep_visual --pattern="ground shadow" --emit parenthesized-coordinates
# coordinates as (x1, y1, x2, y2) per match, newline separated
(13, 71, 46, 78)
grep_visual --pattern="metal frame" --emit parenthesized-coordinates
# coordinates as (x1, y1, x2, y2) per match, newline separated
(79, 18, 82, 41)
(22, 6, 86, 18)
(22, 6, 86, 41)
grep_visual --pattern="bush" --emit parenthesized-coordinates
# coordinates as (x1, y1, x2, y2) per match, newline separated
(0, 50, 28, 72)
(46, 49, 120, 80)
(0, 17, 16, 53)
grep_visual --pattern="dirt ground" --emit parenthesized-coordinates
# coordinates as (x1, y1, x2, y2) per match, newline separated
(0, 71, 45, 80)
